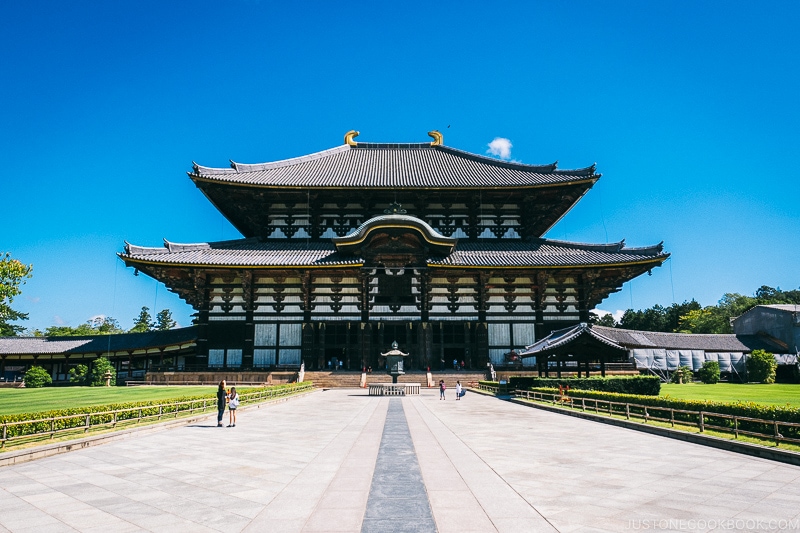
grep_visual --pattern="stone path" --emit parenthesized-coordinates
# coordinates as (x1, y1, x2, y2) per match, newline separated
(1, 388, 800, 532)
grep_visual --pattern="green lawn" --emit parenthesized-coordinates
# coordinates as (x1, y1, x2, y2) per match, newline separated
(660, 383, 800, 407)
(0, 386, 217, 416)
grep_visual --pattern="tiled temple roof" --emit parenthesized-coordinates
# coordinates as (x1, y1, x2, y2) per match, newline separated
(121, 237, 667, 269)
(522, 323, 784, 356)
(191, 143, 599, 189)
(0, 327, 197, 356)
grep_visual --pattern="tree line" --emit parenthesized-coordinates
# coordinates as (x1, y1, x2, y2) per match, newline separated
(1, 251, 178, 336)
(32, 306, 177, 337)
(591, 285, 800, 333)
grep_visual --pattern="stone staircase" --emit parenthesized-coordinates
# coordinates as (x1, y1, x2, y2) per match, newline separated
(302, 371, 488, 389)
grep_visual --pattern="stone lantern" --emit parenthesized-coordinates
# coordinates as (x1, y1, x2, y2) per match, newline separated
(104, 370, 113, 387)
(381, 341, 409, 384)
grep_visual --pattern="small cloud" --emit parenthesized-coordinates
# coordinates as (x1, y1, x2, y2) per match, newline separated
(53, 315, 65, 325)
(487, 137, 513, 160)
(595, 309, 625, 323)
(25, 295, 40, 303)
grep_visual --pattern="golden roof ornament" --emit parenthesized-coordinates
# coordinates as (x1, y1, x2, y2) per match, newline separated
(428, 130, 443, 146)
(344, 130, 359, 146)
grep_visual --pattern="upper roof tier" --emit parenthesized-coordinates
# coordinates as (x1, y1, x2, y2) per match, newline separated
(190, 139, 599, 190)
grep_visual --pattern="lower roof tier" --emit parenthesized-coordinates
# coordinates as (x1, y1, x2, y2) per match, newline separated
(121, 237, 667, 270)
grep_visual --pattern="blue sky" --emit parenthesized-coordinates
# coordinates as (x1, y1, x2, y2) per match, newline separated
(2, 1, 798, 333)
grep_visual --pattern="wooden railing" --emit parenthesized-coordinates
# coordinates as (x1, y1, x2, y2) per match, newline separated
(513, 389, 800, 447)
(1, 383, 313, 447)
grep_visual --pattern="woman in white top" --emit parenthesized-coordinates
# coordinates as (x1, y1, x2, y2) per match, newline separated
(455, 381, 462, 400)
(228, 387, 239, 427)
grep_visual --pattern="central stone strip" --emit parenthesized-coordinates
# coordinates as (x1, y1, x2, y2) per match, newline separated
(361, 398, 437, 533)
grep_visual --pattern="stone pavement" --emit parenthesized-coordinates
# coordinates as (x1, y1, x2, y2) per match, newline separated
(1, 388, 800, 532)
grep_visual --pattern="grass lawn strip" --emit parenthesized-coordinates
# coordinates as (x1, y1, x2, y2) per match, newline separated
(0, 386, 216, 416)
(660, 383, 800, 407)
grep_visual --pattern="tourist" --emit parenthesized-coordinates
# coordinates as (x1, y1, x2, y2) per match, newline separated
(460, 360, 465, 371)
(439, 379, 446, 400)
(216, 380, 227, 427)
(228, 386, 239, 427)
(453, 359, 458, 370)
(455, 380, 462, 400)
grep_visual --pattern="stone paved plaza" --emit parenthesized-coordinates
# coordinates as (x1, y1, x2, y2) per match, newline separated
(1, 388, 800, 532)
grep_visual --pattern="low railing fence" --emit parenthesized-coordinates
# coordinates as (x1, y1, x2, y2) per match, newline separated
(479, 383, 500, 394)
(513, 389, 800, 447)
(1, 382, 313, 447)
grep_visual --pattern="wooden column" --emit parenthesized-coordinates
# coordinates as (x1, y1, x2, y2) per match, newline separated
(302, 323, 315, 369)
(242, 271, 255, 369)
(317, 323, 326, 370)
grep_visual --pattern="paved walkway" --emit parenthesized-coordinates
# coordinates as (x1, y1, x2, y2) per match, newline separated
(1, 389, 800, 532)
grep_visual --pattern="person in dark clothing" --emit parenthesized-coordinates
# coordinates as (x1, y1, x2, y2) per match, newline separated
(216, 380, 227, 427)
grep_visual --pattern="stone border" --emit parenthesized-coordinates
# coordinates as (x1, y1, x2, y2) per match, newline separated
(0, 388, 319, 468)
(469, 387, 800, 467)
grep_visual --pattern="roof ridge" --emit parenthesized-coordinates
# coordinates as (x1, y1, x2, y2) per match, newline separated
(434, 145, 562, 174)
(193, 145, 352, 175)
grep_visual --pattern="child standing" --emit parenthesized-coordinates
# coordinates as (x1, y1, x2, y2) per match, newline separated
(455, 380, 462, 400)
(439, 379, 446, 400)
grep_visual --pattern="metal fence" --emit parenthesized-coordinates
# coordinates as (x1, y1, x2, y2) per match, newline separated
(1, 382, 313, 447)
(512, 388, 800, 447)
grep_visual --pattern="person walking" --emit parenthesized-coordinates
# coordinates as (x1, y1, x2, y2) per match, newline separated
(227, 386, 239, 427)
(216, 380, 227, 427)
(455, 380, 462, 400)
(439, 379, 446, 400)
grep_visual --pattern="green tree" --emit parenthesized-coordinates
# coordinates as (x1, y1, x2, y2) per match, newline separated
(619, 305, 667, 331)
(746, 349, 777, 384)
(663, 300, 701, 331)
(44, 316, 122, 337)
(0, 252, 33, 336)
(590, 311, 617, 327)
(130, 306, 154, 333)
(90, 357, 116, 386)
(155, 309, 177, 331)
(677, 308, 730, 334)
(68, 364, 89, 385)
(24, 366, 52, 388)
(697, 360, 720, 384)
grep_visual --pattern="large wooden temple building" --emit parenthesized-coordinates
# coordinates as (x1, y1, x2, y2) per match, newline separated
(120, 131, 669, 372)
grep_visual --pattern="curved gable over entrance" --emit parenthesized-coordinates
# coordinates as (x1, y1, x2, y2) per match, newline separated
(332, 213, 457, 262)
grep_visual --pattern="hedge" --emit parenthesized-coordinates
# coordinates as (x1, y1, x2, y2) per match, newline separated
(0, 382, 310, 441)
(526, 387, 800, 440)
(509, 375, 660, 396)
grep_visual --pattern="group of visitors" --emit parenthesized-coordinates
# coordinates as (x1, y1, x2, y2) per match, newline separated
(216, 380, 239, 427)
(439, 379, 464, 400)
(440, 359, 467, 371)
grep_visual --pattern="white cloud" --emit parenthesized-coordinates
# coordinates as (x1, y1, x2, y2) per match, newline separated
(487, 137, 513, 160)
(594, 309, 626, 323)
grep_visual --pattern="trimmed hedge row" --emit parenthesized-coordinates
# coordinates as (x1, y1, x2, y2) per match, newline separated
(526, 387, 800, 439)
(510, 376, 660, 396)
(0, 383, 310, 440)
